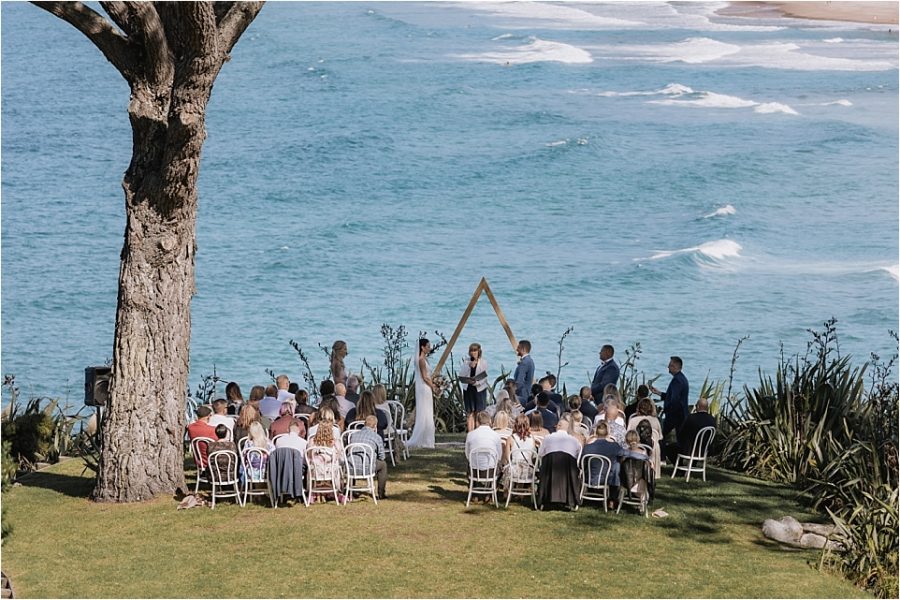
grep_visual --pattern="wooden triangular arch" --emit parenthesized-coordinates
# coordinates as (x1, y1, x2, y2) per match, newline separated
(432, 277, 518, 376)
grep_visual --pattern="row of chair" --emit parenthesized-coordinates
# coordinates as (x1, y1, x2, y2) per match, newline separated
(191, 439, 382, 509)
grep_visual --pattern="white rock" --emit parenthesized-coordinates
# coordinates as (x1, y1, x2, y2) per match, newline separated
(799, 533, 827, 549)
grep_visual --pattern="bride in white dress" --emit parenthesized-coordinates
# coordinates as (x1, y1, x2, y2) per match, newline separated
(406, 337, 436, 449)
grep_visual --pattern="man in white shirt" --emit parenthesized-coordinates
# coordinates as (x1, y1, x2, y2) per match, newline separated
(275, 374, 296, 411)
(275, 422, 308, 455)
(334, 383, 355, 419)
(538, 414, 582, 460)
(259, 384, 281, 420)
(208, 399, 234, 436)
(465, 411, 503, 470)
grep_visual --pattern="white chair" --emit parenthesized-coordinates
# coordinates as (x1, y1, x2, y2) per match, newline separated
(305, 446, 342, 506)
(236, 436, 249, 452)
(347, 420, 365, 430)
(340, 429, 355, 450)
(578, 454, 612, 511)
(387, 401, 409, 459)
(573, 422, 591, 438)
(466, 448, 499, 508)
(241, 446, 272, 506)
(505, 447, 538, 509)
(190, 436, 215, 494)
(382, 421, 398, 467)
(271, 433, 287, 446)
(671, 426, 716, 482)
(344, 443, 378, 504)
(208, 450, 242, 508)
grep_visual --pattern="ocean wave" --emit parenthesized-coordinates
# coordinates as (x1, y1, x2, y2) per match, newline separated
(454, 37, 592, 64)
(703, 204, 736, 218)
(643, 87, 798, 115)
(884, 265, 900, 281)
(586, 37, 897, 71)
(821, 99, 853, 107)
(456, 2, 645, 30)
(641, 239, 743, 264)
(754, 102, 799, 115)
(596, 82, 694, 97)
(823, 38, 844, 43)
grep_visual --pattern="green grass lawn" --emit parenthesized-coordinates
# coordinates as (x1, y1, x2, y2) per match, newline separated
(1, 434, 869, 598)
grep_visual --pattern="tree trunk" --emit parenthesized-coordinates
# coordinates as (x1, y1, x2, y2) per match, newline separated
(33, 1, 264, 502)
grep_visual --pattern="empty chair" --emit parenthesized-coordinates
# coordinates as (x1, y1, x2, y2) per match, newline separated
(344, 442, 378, 504)
(267, 446, 306, 507)
(387, 400, 409, 459)
(578, 454, 613, 511)
(208, 449, 242, 508)
(671, 426, 716, 482)
(305, 446, 342, 506)
(190, 436, 214, 495)
(466, 448, 500, 508)
(504, 447, 538, 509)
(241, 446, 271, 506)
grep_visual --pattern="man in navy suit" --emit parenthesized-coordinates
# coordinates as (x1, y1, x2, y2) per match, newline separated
(513, 340, 534, 407)
(651, 356, 690, 440)
(590, 344, 620, 401)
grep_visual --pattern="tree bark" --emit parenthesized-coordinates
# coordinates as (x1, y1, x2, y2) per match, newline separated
(33, 1, 263, 502)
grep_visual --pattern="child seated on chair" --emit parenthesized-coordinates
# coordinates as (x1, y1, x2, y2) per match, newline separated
(624, 430, 647, 457)
(207, 424, 237, 472)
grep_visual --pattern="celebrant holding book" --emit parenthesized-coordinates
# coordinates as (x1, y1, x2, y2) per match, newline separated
(459, 342, 489, 432)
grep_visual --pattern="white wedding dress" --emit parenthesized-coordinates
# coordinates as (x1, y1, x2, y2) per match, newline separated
(406, 353, 435, 449)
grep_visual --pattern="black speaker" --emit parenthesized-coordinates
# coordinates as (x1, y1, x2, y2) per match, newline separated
(85, 366, 112, 407)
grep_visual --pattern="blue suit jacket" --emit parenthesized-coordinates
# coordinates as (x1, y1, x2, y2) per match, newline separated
(590, 359, 620, 400)
(513, 355, 534, 406)
(661, 371, 689, 437)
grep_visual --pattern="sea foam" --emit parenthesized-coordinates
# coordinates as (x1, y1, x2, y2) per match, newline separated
(646, 239, 743, 262)
(703, 204, 736, 218)
(455, 37, 593, 64)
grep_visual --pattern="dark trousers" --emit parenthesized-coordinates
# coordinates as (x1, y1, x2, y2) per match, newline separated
(375, 459, 388, 496)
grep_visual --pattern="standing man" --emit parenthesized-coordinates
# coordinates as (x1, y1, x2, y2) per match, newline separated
(513, 340, 534, 408)
(590, 344, 620, 402)
(650, 356, 689, 441)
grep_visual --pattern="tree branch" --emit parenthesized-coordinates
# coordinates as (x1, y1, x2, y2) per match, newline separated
(99, 1, 133, 37)
(217, 1, 264, 56)
(32, 1, 138, 79)
(127, 1, 174, 88)
(213, 2, 233, 25)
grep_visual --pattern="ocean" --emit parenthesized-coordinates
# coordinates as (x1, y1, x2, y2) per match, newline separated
(2, 1, 898, 405)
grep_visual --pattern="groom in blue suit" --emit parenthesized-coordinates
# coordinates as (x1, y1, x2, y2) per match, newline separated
(590, 344, 620, 402)
(513, 340, 534, 407)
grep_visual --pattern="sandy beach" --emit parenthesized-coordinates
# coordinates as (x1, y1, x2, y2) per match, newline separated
(721, 1, 899, 25)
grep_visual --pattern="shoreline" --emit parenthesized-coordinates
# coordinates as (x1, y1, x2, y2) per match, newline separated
(719, 1, 899, 25)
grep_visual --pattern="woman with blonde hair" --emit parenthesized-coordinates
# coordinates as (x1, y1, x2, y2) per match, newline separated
(331, 340, 349, 385)
(307, 407, 344, 500)
(492, 410, 513, 440)
(247, 421, 274, 451)
(627, 397, 663, 478)
(233, 404, 259, 450)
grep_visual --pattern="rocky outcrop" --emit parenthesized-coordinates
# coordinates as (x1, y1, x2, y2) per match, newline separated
(761, 516, 844, 551)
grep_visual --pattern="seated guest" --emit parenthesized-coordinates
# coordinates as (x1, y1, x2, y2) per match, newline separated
(348, 415, 388, 498)
(225, 381, 243, 416)
(308, 406, 343, 446)
(346, 374, 361, 404)
(334, 383, 355, 419)
(207, 424, 238, 472)
(627, 398, 663, 478)
(247, 421, 275, 452)
(247, 385, 272, 429)
(233, 404, 260, 450)
(208, 398, 234, 437)
(528, 392, 559, 431)
(569, 410, 587, 445)
(528, 411, 550, 445)
(578, 386, 599, 423)
(288, 382, 300, 395)
(525, 380, 562, 416)
(582, 422, 624, 508)
(465, 411, 503, 470)
(566, 396, 592, 427)
(294, 389, 316, 416)
(270, 402, 306, 439)
(602, 383, 621, 407)
(260, 384, 281, 420)
(372, 384, 393, 432)
(625, 430, 647, 456)
(504, 379, 519, 409)
(594, 404, 627, 448)
(593, 395, 626, 428)
(625, 384, 651, 422)
(314, 394, 345, 432)
(275, 421, 308, 455)
(345, 390, 389, 437)
(275, 374, 296, 410)
(502, 414, 537, 490)
(665, 397, 716, 464)
(537, 414, 581, 510)
(187, 405, 217, 466)
(306, 407, 344, 498)
(522, 383, 544, 413)
(543, 374, 564, 411)
(492, 410, 513, 441)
